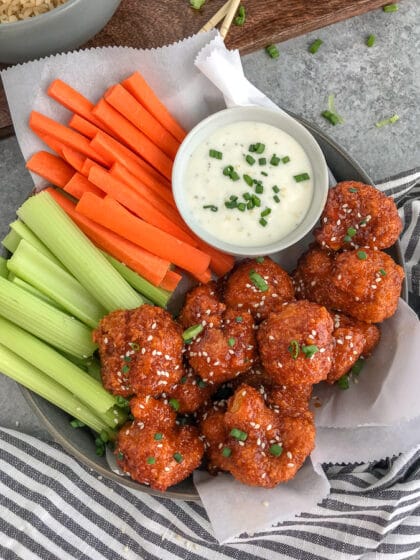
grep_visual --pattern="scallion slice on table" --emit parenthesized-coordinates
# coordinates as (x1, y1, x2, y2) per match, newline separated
(234, 5, 246, 26)
(375, 114, 399, 128)
(383, 3, 398, 12)
(8, 240, 107, 329)
(366, 34, 376, 47)
(0, 276, 95, 358)
(265, 44, 280, 59)
(321, 94, 344, 126)
(0, 316, 115, 415)
(17, 192, 143, 313)
(0, 342, 116, 437)
(190, 0, 206, 8)
(309, 38, 323, 54)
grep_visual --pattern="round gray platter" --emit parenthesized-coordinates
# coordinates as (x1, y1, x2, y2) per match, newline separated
(18, 118, 408, 501)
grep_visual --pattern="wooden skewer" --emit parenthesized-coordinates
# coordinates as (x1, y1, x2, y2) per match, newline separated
(199, 0, 232, 33)
(219, 0, 241, 40)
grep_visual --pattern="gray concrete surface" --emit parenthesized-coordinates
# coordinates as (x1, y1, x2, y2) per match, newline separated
(0, 1, 419, 556)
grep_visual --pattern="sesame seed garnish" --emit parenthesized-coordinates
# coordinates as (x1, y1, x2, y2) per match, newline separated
(147, 335, 153, 342)
(287, 463, 295, 468)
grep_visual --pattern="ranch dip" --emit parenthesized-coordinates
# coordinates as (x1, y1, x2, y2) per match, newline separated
(183, 121, 314, 247)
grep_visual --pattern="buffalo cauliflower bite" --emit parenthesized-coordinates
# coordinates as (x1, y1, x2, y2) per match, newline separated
(178, 282, 225, 329)
(200, 385, 315, 487)
(185, 307, 257, 385)
(115, 396, 204, 491)
(222, 257, 295, 322)
(314, 181, 402, 251)
(166, 365, 216, 415)
(294, 248, 404, 323)
(93, 305, 184, 397)
(257, 300, 334, 386)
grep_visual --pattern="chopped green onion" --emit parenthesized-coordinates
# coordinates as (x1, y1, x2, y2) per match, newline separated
(222, 446, 232, 457)
(247, 201, 254, 210)
(237, 203, 246, 212)
(243, 174, 254, 186)
(198, 379, 207, 388)
(249, 270, 269, 291)
(190, 0, 205, 8)
(309, 38, 323, 54)
(261, 208, 271, 218)
(228, 337, 236, 347)
(322, 110, 341, 126)
(123, 355, 131, 362)
(255, 184, 264, 194)
(351, 358, 365, 376)
(209, 149, 222, 159)
(252, 195, 261, 207)
(173, 452, 183, 463)
(343, 236, 352, 243)
(272, 185, 280, 193)
(348, 187, 358, 193)
(265, 44, 280, 59)
(225, 200, 237, 209)
(231, 171, 240, 181)
(282, 156, 290, 164)
(154, 432, 163, 440)
(169, 398, 180, 412)
(269, 443, 283, 457)
(383, 3, 398, 12)
(259, 218, 268, 227)
(357, 251, 367, 260)
(249, 143, 265, 154)
(261, 171, 268, 177)
(346, 227, 357, 238)
(337, 374, 350, 390)
(234, 4, 246, 25)
(230, 428, 248, 441)
(273, 195, 280, 203)
(379, 268, 387, 276)
(288, 340, 300, 359)
(70, 418, 85, 428)
(256, 257, 265, 263)
(121, 364, 130, 374)
(245, 155, 255, 165)
(223, 165, 234, 176)
(301, 344, 319, 359)
(117, 451, 124, 460)
(375, 114, 399, 128)
(235, 316, 243, 323)
(270, 155, 280, 166)
(243, 192, 251, 201)
(294, 173, 311, 182)
(258, 158, 267, 166)
(180, 376, 187, 384)
(147, 456, 156, 465)
(203, 205, 218, 212)
(182, 324, 203, 342)
(115, 396, 130, 408)
(366, 34, 376, 47)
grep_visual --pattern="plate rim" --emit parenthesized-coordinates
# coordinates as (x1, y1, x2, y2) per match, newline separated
(18, 116, 408, 501)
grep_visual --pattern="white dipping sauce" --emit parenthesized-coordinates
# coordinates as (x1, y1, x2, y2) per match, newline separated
(183, 121, 314, 247)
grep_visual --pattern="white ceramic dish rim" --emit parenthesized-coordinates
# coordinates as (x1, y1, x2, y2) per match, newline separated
(172, 106, 329, 257)
(0, 0, 84, 30)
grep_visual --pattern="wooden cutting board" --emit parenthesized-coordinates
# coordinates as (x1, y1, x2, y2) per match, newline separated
(0, 0, 386, 137)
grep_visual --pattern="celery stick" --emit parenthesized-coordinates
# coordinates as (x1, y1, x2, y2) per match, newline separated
(87, 356, 102, 382)
(106, 254, 171, 308)
(0, 257, 8, 278)
(0, 276, 96, 358)
(99, 405, 128, 429)
(7, 271, 15, 281)
(8, 240, 107, 328)
(17, 192, 144, 312)
(0, 342, 115, 436)
(0, 316, 115, 414)
(12, 276, 67, 311)
(10, 220, 64, 268)
(2, 229, 21, 253)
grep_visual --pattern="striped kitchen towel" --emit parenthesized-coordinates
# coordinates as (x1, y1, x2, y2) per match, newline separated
(0, 168, 419, 560)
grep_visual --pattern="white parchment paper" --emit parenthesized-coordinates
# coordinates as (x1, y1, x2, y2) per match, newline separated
(2, 32, 420, 544)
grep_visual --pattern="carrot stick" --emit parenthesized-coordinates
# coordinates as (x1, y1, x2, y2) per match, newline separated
(30, 111, 109, 167)
(37, 133, 66, 156)
(110, 161, 175, 209)
(47, 187, 169, 286)
(159, 270, 182, 292)
(61, 146, 86, 173)
(64, 173, 104, 200)
(47, 79, 112, 133)
(26, 151, 74, 188)
(104, 84, 180, 159)
(76, 194, 211, 277)
(195, 241, 235, 277)
(68, 113, 102, 139)
(81, 158, 101, 178)
(91, 99, 173, 180)
(88, 166, 197, 246)
(122, 72, 186, 143)
(192, 267, 212, 284)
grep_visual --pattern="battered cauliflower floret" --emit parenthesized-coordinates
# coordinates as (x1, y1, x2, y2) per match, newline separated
(257, 300, 334, 386)
(185, 307, 257, 385)
(93, 305, 184, 397)
(115, 396, 204, 491)
(222, 257, 295, 322)
(200, 385, 315, 487)
(314, 181, 402, 251)
(178, 282, 225, 330)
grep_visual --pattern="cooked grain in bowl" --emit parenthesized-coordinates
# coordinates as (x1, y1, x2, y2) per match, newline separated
(0, 0, 67, 23)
